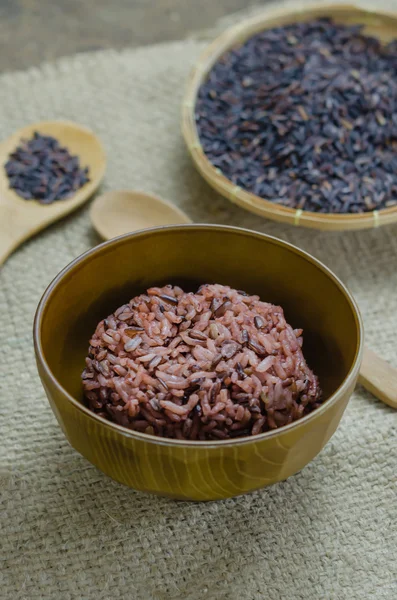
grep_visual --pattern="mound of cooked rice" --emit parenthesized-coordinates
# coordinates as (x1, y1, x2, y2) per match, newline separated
(82, 284, 322, 440)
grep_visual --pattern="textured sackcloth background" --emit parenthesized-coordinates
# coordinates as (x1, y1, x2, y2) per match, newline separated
(1, 2, 397, 599)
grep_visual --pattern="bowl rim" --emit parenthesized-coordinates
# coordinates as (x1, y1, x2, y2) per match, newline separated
(34, 224, 364, 448)
(181, 3, 397, 230)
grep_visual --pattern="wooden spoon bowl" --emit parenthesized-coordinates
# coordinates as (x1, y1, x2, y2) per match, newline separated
(90, 190, 192, 240)
(0, 120, 106, 264)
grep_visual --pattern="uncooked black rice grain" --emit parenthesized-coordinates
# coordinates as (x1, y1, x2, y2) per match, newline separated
(195, 18, 397, 214)
(5, 131, 90, 204)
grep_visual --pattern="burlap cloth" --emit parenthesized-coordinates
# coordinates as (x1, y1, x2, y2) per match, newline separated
(1, 3, 397, 598)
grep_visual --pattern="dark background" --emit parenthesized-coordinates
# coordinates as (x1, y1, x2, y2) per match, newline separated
(0, 0, 261, 72)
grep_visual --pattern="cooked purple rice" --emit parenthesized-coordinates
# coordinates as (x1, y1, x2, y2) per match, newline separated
(82, 284, 322, 441)
(195, 18, 397, 214)
(5, 131, 90, 204)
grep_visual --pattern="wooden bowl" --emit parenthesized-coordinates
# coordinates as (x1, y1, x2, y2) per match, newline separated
(34, 225, 363, 500)
(182, 3, 397, 231)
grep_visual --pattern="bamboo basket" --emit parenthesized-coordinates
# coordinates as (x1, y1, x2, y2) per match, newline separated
(181, 2, 397, 231)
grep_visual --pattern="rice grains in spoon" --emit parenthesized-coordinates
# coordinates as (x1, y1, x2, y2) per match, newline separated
(0, 120, 106, 265)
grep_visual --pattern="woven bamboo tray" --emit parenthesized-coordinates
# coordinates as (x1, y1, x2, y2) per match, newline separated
(182, 3, 397, 231)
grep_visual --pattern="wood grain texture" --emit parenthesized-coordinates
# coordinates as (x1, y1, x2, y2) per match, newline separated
(358, 347, 397, 409)
(0, 0, 260, 72)
(39, 376, 354, 500)
(182, 3, 397, 231)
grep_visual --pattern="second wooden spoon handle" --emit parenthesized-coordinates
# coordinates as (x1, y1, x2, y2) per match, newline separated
(359, 346, 397, 409)
(0, 208, 26, 266)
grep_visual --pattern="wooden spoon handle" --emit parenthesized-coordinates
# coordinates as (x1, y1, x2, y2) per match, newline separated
(0, 232, 22, 265)
(359, 346, 397, 409)
(0, 205, 31, 266)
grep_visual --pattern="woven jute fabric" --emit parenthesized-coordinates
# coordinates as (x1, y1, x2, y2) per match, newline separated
(1, 3, 397, 598)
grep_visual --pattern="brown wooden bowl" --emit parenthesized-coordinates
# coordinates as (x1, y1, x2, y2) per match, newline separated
(34, 225, 363, 501)
(181, 3, 397, 231)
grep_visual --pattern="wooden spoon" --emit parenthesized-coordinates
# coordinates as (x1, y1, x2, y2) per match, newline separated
(0, 120, 106, 265)
(90, 189, 192, 239)
(90, 194, 396, 410)
(358, 347, 397, 409)
(91, 191, 397, 408)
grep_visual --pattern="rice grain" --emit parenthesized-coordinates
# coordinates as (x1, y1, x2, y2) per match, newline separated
(82, 284, 322, 440)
